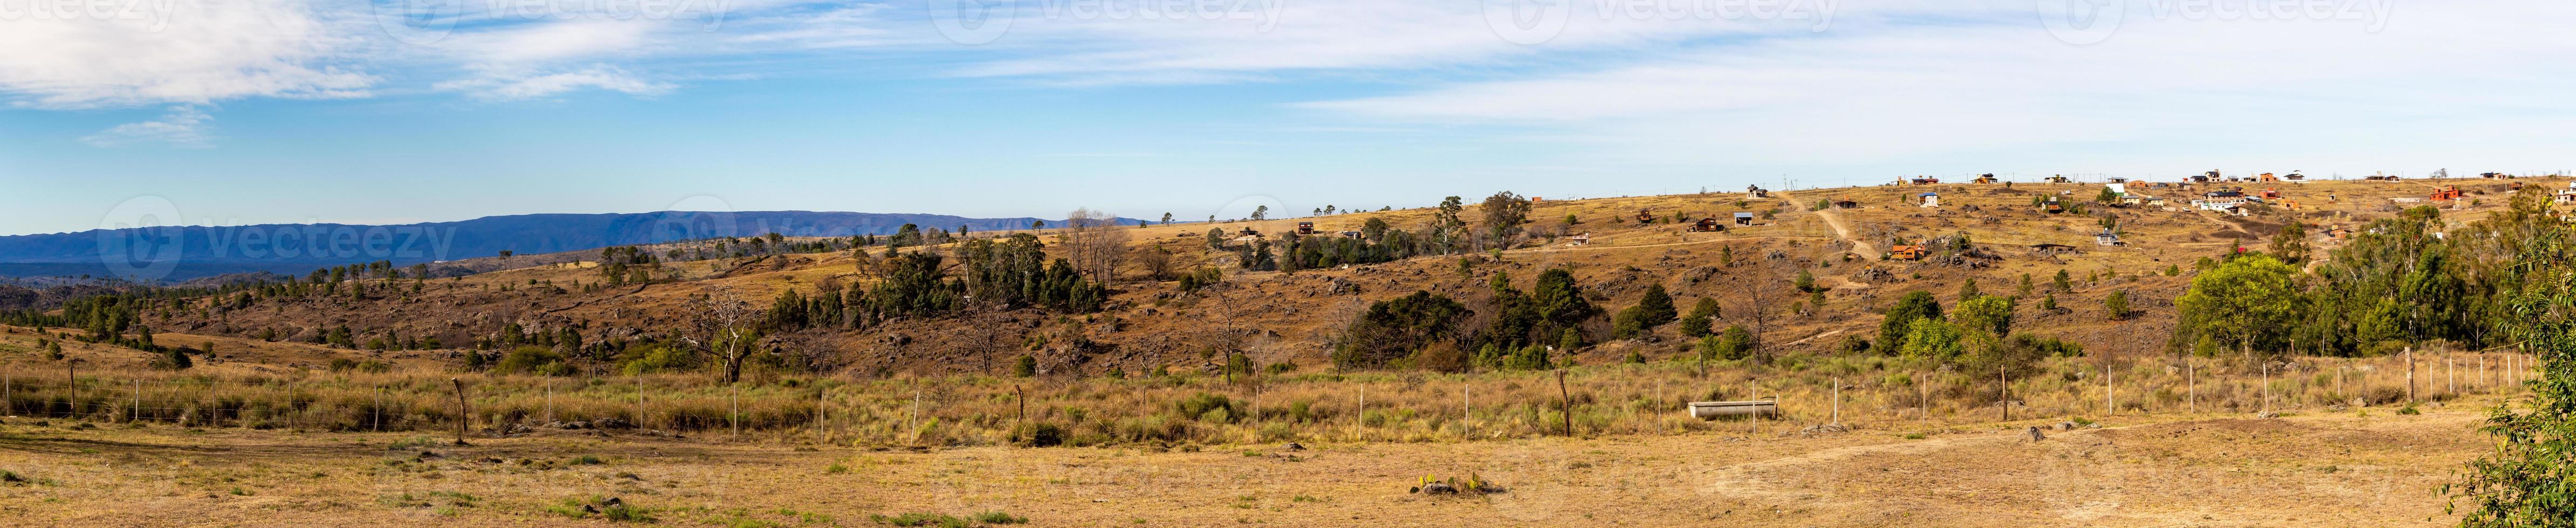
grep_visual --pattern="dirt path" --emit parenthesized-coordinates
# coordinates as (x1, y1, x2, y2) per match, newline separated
(1778, 190, 1873, 256)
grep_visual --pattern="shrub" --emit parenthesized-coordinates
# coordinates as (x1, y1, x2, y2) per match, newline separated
(1013, 355, 1037, 378)
(1173, 393, 1238, 423)
(493, 346, 571, 376)
(1014, 422, 1065, 447)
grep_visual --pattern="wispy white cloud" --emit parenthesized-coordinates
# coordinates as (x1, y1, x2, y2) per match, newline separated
(80, 105, 214, 148)
(0, 1, 374, 108)
(436, 65, 676, 100)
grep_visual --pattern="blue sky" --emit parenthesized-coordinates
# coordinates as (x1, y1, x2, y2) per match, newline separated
(3, 0, 2570, 235)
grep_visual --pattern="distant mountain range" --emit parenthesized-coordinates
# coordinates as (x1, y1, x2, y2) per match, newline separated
(0, 211, 1141, 282)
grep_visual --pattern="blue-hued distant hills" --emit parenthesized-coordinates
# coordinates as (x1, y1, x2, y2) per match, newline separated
(0, 211, 1141, 282)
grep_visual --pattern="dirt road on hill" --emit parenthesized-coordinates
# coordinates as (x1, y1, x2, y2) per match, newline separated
(1779, 190, 1873, 257)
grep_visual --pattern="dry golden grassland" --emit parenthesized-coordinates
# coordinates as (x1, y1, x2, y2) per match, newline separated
(0, 335, 2537, 526)
(0, 380, 2511, 526)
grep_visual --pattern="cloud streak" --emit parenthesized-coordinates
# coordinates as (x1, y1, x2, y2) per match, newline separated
(80, 105, 214, 148)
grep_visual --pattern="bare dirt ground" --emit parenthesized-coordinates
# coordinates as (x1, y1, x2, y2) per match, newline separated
(0, 401, 2491, 527)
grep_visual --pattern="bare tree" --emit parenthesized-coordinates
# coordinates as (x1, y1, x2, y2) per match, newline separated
(1064, 208, 1130, 283)
(685, 285, 758, 383)
(1139, 245, 1177, 281)
(1728, 264, 1783, 365)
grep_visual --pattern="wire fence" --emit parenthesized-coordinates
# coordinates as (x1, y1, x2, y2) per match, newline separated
(0, 351, 2536, 445)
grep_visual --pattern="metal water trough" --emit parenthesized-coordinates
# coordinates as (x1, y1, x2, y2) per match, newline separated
(1688, 399, 1779, 420)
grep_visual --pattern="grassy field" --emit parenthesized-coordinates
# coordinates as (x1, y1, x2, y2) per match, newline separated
(0, 395, 2502, 526)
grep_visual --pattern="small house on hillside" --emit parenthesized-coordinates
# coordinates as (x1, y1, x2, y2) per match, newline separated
(1296, 221, 1316, 235)
(2430, 186, 2465, 201)
(2190, 172, 2215, 183)
(2107, 177, 2130, 184)
(2324, 226, 2354, 240)
(1732, 212, 1756, 226)
(2285, 172, 2307, 183)
(1746, 185, 1770, 198)
(2095, 229, 2125, 246)
(1918, 192, 1941, 207)
(2046, 175, 2071, 184)
(2041, 198, 2064, 214)
(1973, 173, 1999, 184)
(1689, 218, 1727, 232)
(1831, 198, 1859, 209)
(1890, 244, 1928, 260)
(1911, 176, 1940, 185)
(1568, 233, 1591, 245)
(1634, 209, 1655, 224)
(2258, 172, 2280, 182)
(1238, 227, 1262, 237)
(2030, 242, 2079, 255)
(2367, 174, 2402, 181)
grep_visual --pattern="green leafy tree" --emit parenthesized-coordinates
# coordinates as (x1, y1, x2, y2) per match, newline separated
(2104, 289, 2131, 320)
(1530, 268, 1598, 343)
(1898, 318, 1966, 361)
(2271, 220, 2310, 265)
(1794, 270, 1817, 293)
(2448, 220, 2576, 526)
(1878, 291, 1942, 354)
(1612, 283, 1679, 338)
(1679, 297, 1721, 337)
(1333, 291, 1469, 370)
(2173, 254, 2303, 360)
(1950, 295, 2015, 338)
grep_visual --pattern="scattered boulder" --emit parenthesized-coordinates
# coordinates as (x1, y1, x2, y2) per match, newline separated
(1417, 482, 1459, 495)
(2025, 427, 2046, 442)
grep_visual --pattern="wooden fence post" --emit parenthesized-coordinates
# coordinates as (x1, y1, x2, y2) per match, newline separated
(2405, 347, 2415, 404)
(1556, 370, 1572, 437)
(1831, 378, 1842, 426)
(731, 385, 740, 440)
(450, 378, 470, 446)
(1015, 385, 1025, 425)
(1998, 367, 2009, 422)
(132, 379, 141, 423)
